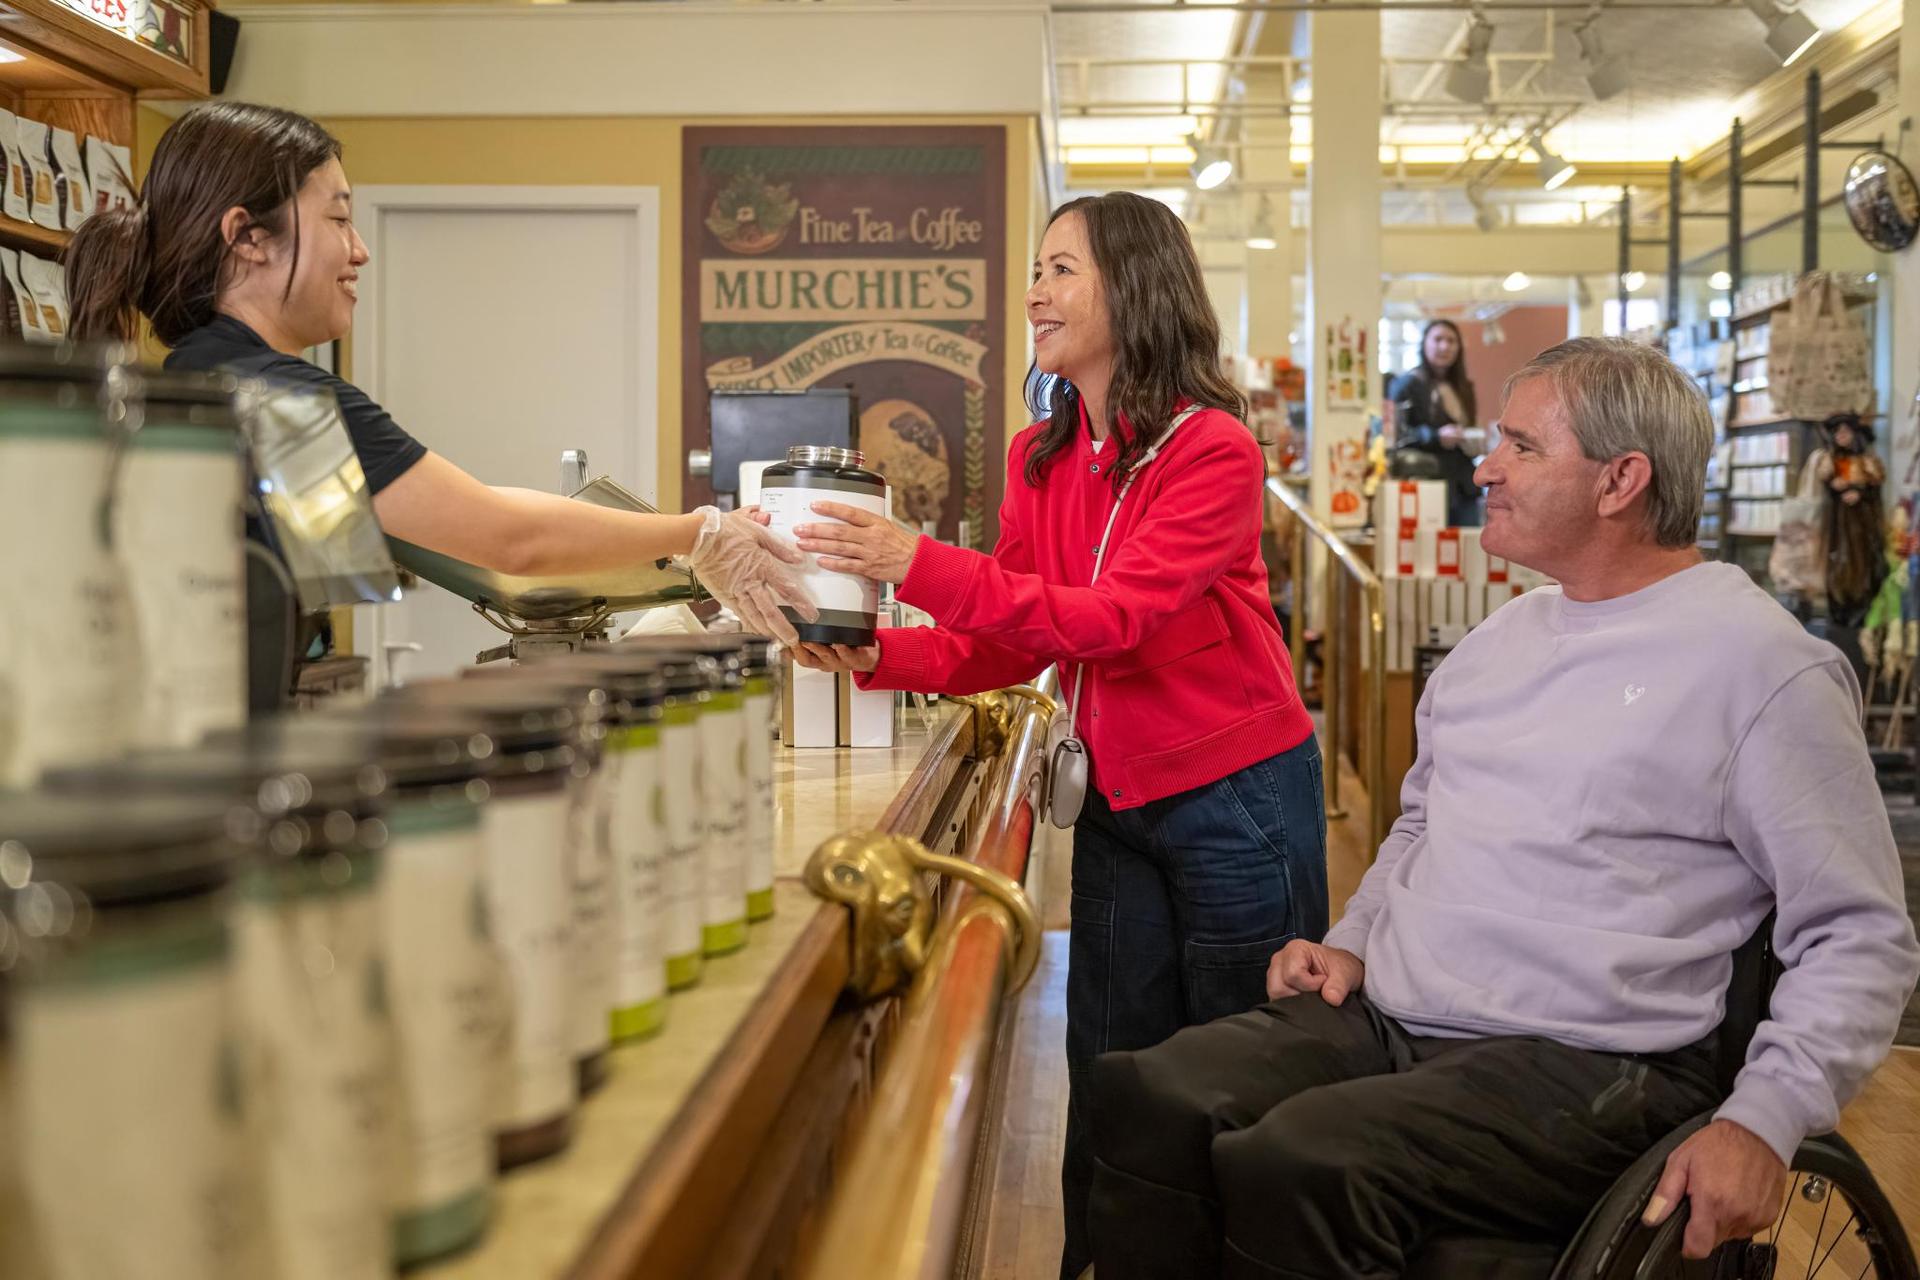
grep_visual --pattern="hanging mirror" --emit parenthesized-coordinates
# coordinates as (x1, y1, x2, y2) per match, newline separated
(1843, 150, 1920, 252)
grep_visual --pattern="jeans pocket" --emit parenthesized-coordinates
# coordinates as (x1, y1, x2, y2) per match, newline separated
(1067, 892, 1117, 1071)
(1183, 933, 1291, 1025)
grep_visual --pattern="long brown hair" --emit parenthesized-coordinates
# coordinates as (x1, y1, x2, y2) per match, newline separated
(67, 102, 342, 345)
(1418, 318, 1478, 424)
(1022, 193, 1247, 492)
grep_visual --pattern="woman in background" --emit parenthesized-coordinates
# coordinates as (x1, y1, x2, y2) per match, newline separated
(1386, 318, 1482, 526)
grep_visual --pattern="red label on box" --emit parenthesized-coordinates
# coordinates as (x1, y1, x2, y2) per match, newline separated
(1396, 519, 1417, 576)
(1435, 528, 1461, 577)
(1486, 554, 1509, 583)
(1396, 482, 1420, 522)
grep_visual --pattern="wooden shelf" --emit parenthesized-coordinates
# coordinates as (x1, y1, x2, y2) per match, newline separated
(1728, 417, 1802, 431)
(0, 211, 70, 255)
(0, 3, 207, 99)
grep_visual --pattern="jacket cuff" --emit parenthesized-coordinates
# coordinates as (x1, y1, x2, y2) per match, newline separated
(898, 536, 978, 623)
(1714, 1074, 1816, 1167)
(855, 627, 924, 692)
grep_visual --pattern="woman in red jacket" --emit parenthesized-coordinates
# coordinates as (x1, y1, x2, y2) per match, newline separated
(791, 190, 1326, 1280)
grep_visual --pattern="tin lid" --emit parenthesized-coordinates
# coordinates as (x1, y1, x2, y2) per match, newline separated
(140, 370, 243, 432)
(0, 341, 138, 388)
(0, 790, 241, 907)
(616, 636, 744, 687)
(786, 445, 866, 469)
(514, 657, 668, 719)
(42, 744, 387, 820)
(382, 681, 592, 755)
(575, 648, 717, 700)
(209, 711, 497, 788)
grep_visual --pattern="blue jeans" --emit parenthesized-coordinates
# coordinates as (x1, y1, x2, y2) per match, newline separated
(1059, 737, 1329, 1279)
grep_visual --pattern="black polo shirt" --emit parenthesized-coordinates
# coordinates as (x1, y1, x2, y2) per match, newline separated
(166, 314, 428, 495)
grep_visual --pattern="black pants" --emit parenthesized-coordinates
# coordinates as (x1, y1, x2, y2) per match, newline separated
(1088, 994, 1720, 1279)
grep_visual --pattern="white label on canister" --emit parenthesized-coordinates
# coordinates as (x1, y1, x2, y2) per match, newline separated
(567, 766, 614, 1060)
(609, 735, 665, 1008)
(482, 791, 575, 1128)
(758, 481, 888, 623)
(745, 689, 776, 897)
(0, 436, 129, 786)
(17, 951, 256, 1280)
(700, 702, 748, 929)
(381, 825, 497, 1215)
(235, 883, 392, 1280)
(119, 447, 246, 749)
(659, 716, 703, 962)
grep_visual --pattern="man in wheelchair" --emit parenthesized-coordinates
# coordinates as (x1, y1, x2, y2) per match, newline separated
(1087, 338, 1920, 1279)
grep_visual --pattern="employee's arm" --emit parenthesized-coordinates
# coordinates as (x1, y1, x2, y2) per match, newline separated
(373, 451, 704, 576)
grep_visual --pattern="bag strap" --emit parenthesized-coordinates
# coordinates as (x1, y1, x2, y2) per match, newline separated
(1064, 405, 1204, 734)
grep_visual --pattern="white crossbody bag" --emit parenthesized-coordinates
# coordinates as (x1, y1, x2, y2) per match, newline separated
(1043, 406, 1201, 829)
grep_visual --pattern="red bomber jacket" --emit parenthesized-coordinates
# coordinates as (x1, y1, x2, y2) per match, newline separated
(856, 401, 1314, 810)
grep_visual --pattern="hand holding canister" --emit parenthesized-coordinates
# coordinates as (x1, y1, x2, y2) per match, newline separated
(687, 505, 818, 645)
(794, 501, 921, 585)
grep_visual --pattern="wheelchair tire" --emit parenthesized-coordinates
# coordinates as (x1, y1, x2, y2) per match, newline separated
(1554, 1126, 1918, 1280)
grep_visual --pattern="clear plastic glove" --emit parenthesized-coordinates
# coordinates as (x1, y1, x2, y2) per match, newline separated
(686, 506, 817, 646)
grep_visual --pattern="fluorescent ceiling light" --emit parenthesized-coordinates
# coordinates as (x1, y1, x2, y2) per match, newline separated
(1503, 271, 1531, 292)
(1709, 298, 1733, 318)
(1623, 270, 1647, 291)
(1444, 15, 1496, 103)
(1742, 0, 1820, 65)
(1190, 135, 1233, 190)
(1710, 269, 1733, 289)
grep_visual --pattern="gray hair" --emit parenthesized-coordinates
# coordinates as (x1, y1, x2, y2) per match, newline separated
(1502, 337, 1714, 548)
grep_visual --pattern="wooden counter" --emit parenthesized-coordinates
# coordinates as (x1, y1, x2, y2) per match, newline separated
(419, 702, 976, 1280)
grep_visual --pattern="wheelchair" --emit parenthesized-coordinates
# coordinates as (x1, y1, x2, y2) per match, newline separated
(1404, 916, 1919, 1280)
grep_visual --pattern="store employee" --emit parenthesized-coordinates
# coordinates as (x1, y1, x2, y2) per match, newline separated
(64, 100, 812, 658)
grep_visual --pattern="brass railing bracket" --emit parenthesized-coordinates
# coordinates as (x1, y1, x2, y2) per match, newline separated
(804, 831, 1041, 1002)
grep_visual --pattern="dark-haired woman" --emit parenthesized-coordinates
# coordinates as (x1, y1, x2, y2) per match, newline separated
(1386, 318, 1483, 526)
(65, 101, 813, 669)
(787, 192, 1327, 1280)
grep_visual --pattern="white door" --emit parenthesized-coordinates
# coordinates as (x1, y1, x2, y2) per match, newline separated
(352, 186, 659, 684)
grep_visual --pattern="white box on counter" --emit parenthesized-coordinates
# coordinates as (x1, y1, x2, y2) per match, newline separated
(1376, 480, 1447, 539)
(782, 659, 840, 748)
(1385, 521, 1435, 578)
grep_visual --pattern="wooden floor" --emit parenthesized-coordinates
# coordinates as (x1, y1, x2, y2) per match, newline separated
(978, 758, 1920, 1277)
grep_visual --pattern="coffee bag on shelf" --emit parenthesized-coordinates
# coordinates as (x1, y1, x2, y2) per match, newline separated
(85, 137, 135, 213)
(19, 253, 69, 340)
(15, 119, 61, 231)
(2, 249, 49, 342)
(0, 109, 30, 223)
(50, 128, 89, 230)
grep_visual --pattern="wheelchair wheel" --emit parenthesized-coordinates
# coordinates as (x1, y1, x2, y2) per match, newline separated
(1557, 1129, 1918, 1280)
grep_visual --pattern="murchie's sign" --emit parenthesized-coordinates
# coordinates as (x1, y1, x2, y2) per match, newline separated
(682, 126, 1006, 545)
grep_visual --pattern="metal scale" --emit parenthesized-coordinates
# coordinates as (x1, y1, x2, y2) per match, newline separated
(386, 449, 704, 666)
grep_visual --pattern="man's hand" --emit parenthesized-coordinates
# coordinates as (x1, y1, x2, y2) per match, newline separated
(1266, 940, 1365, 1005)
(1642, 1119, 1788, 1259)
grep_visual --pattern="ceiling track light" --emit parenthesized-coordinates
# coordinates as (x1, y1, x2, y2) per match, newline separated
(1741, 0, 1820, 65)
(1466, 185, 1499, 233)
(1444, 13, 1496, 104)
(1189, 133, 1233, 191)
(1574, 18, 1630, 100)
(1529, 134, 1577, 191)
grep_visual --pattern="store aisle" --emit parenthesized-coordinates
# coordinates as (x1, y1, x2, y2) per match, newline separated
(978, 741, 1920, 1275)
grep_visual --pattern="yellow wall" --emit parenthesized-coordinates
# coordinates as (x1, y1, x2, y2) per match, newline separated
(138, 109, 1041, 513)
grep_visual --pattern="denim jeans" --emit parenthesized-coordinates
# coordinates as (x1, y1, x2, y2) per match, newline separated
(1059, 736, 1329, 1279)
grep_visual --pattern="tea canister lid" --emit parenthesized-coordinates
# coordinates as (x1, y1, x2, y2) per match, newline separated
(785, 445, 865, 469)
(0, 791, 242, 908)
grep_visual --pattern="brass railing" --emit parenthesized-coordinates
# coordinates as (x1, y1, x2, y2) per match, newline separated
(799, 671, 1056, 1280)
(1266, 475, 1390, 856)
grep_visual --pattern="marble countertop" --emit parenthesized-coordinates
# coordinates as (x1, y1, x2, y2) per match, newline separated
(420, 702, 960, 1279)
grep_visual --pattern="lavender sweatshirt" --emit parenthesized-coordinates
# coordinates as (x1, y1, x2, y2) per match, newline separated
(1323, 562, 1920, 1163)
